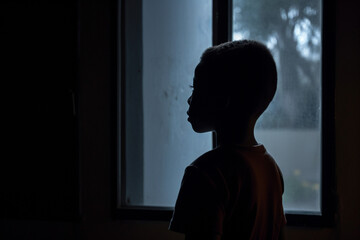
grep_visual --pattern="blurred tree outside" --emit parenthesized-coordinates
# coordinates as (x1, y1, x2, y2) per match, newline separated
(233, 0, 321, 129)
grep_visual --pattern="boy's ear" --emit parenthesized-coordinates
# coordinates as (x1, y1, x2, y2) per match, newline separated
(224, 96, 231, 109)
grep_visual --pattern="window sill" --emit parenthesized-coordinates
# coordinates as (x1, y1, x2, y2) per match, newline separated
(115, 207, 335, 227)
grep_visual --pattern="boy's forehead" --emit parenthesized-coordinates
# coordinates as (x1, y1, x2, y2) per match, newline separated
(194, 62, 205, 76)
(194, 61, 212, 81)
(193, 63, 206, 87)
(193, 62, 219, 92)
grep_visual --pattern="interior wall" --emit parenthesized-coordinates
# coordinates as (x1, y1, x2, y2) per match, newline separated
(333, 0, 360, 237)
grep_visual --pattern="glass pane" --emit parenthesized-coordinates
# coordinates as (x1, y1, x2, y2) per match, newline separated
(232, 0, 321, 212)
(124, 0, 212, 207)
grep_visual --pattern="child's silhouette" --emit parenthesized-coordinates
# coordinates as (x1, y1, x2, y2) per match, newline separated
(169, 40, 286, 240)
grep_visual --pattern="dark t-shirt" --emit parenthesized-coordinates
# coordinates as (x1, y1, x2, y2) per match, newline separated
(169, 144, 286, 239)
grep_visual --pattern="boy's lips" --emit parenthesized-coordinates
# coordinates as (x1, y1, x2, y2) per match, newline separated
(187, 111, 192, 122)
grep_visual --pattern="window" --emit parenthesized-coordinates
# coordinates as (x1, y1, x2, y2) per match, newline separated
(117, 0, 335, 225)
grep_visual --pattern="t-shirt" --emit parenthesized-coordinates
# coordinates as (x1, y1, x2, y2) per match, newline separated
(169, 144, 286, 240)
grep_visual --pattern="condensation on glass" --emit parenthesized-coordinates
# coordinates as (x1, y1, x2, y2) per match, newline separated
(123, 0, 212, 207)
(232, 0, 322, 212)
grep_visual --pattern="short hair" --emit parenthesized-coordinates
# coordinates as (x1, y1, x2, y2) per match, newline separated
(197, 40, 277, 117)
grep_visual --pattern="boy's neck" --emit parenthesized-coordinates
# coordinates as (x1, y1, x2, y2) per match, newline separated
(215, 119, 258, 147)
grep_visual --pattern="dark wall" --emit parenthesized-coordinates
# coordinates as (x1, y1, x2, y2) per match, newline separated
(1, 1, 79, 220)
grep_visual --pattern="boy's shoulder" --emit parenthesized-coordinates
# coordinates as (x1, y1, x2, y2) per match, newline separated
(189, 144, 272, 172)
(190, 147, 224, 167)
(189, 146, 240, 172)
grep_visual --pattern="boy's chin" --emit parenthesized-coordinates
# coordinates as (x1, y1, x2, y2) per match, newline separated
(190, 122, 213, 133)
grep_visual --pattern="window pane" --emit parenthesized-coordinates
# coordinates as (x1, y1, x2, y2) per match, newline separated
(123, 0, 212, 207)
(232, 0, 321, 212)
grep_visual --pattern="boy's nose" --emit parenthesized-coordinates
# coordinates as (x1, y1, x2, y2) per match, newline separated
(187, 95, 192, 105)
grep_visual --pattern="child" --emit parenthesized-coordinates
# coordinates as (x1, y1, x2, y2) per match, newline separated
(169, 40, 286, 240)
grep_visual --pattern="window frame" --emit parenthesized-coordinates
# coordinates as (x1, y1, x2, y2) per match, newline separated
(114, 0, 337, 227)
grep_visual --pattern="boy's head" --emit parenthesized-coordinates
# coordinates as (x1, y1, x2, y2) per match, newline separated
(187, 40, 277, 133)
